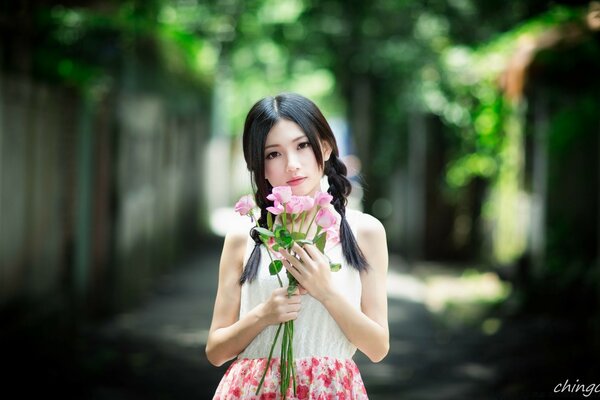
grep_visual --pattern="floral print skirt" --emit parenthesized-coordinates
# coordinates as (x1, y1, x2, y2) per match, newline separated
(213, 356, 368, 399)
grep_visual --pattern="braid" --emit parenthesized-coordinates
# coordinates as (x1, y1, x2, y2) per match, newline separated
(325, 155, 369, 272)
(239, 185, 272, 284)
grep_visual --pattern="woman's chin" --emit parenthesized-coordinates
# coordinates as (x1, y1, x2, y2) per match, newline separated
(291, 188, 309, 196)
(292, 186, 319, 198)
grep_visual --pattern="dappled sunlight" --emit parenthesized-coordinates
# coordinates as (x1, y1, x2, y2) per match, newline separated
(160, 327, 210, 347)
(386, 266, 427, 304)
(421, 267, 511, 333)
(387, 260, 511, 334)
(423, 269, 511, 314)
(455, 362, 495, 381)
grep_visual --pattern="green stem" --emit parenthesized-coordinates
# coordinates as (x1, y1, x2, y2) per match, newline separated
(250, 210, 259, 228)
(282, 205, 288, 228)
(281, 323, 288, 397)
(261, 239, 284, 287)
(299, 211, 307, 232)
(255, 322, 283, 395)
(315, 225, 322, 238)
(289, 321, 297, 396)
(304, 206, 320, 238)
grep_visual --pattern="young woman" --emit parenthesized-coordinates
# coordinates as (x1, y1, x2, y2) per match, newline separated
(206, 93, 389, 399)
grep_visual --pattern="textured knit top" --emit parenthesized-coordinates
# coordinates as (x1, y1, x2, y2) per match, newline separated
(237, 209, 364, 360)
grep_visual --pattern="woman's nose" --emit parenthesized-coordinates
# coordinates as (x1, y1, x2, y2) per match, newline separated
(286, 154, 300, 171)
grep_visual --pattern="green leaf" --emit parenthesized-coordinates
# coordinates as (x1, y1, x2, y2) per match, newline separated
(287, 284, 298, 297)
(275, 227, 293, 249)
(286, 271, 298, 296)
(287, 271, 298, 286)
(291, 232, 306, 240)
(267, 212, 273, 230)
(330, 262, 342, 272)
(313, 232, 326, 253)
(272, 244, 280, 251)
(295, 239, 312, 246)
(255, 227, 274, 237)
(269, 260, 283, 275)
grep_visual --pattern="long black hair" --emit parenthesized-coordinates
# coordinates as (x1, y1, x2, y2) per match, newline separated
(240, 93, 368, 284)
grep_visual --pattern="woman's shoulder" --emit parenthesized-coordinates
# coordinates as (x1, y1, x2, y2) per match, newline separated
(346, 208, 386, 241)
(222, 216, 254, 259)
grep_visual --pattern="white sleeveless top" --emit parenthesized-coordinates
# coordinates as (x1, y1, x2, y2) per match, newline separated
(237, 209, 364, 360)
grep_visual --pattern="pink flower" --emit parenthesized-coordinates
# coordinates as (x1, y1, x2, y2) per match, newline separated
(267, 186, 293, 204)
(315, 208, 337, 229)
(296, 385, 309, 400)
(342, 375, 351, 391)
(326, 226, 340, 246)
(298, 195, 315, 212)
(285, 196, 304, 214)
(314, 191, 333, 207)
(266, 200, 284, 215)
(234, 194, 255, 216)
(318, 372, 332, 387)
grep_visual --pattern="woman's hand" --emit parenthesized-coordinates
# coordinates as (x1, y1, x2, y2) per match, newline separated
(279, 243, 337, 303)
(258, 287, 302, 326)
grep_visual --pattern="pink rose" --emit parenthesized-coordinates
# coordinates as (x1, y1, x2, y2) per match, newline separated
(267, 186, 293, 204)
(314, 191, 333, 207)
(234, 194, 255, 216)
(326, 225, 340, 246)
(266, 200, 284, 215)
(285, 196, 304, 214)
(315, 208, 337, 229)
(298, 195, 315, 212)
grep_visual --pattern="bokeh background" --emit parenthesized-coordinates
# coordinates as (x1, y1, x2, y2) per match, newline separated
(1, 0, 599, 399)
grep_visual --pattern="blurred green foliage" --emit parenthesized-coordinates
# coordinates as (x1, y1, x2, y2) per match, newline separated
(14, 0, 599, 274)
(33, 1, 217, 95)
(430, 6, 583, 189)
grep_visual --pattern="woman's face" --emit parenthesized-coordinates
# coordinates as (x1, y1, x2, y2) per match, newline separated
(264, 119, 331, 197)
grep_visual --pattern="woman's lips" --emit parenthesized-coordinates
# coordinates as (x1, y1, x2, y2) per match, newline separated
(287, 177, 306, 186)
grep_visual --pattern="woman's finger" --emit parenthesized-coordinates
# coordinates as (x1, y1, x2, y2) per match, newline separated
(303, 244, 326, 262)
(280, 248, 304, 273)
(284, 261, 303, 283)
(291, 242, 312, 261)
(280, 252, 302, 277)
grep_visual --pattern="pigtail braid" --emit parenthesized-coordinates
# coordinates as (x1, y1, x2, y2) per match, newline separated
(325, 155, 369, 272)
(239, 184, 273, 284)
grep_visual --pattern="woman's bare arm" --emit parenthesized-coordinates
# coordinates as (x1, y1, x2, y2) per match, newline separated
(205, 228, 303, 367)
(205, 230, 266, 366)
(321, 214, 389, 361)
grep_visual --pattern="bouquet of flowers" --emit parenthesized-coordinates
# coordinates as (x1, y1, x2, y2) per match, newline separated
(234, 186, 341, 398)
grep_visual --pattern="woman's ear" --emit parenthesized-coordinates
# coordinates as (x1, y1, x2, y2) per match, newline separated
(322, 141, 332, 162)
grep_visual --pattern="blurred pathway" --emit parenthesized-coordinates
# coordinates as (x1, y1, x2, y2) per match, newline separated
(70, 244, 590, 400)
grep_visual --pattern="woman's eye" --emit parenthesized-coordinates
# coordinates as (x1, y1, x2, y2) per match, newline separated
(266, 151, 279, 160)
(298, 142, 311, 149)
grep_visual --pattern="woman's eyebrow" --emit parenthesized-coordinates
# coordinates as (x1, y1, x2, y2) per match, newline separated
(265, 135, 306, 150)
